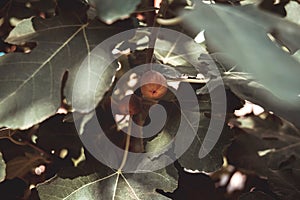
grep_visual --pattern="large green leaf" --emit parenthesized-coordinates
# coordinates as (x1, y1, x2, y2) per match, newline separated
(177, 114, 231, 171)
(37, 164, 178, 200)
(0, 7, 134, 129)
(182, 2, 300, 106)
(145, 89, 232, 172)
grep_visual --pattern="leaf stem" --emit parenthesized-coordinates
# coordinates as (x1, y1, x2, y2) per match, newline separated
(118, 117, 133, 172)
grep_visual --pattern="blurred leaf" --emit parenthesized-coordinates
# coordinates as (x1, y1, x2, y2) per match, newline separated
(239, 191, 274, 200)
(259, 0, 289, 17)
(0, 8, 135, 129)
(293, 50, 300, 63)
(0, 0, 56, 37)
(0, 178, 27, 199)
(88, 0, 141, 24)
(229, 113, 300, 170)
(37, 164, 178, 200)
(268, 168, 300, 199)
(211, 73, 300, 127)
(285, 1, 300, 25)
(227, 113, 300, 199)
(0, 152, 5, 182)
(6, 152, 47, 179)
(182, 2, 300, 105)
(231, 113, 300, 170)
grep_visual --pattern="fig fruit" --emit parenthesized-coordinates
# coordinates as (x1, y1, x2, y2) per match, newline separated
(140, 71, 167, 99)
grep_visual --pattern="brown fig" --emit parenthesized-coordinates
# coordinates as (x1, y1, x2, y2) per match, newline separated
(140, 71, 167, 99)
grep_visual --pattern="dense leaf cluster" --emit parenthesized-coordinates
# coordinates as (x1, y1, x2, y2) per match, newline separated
(0, 0, 300, 199)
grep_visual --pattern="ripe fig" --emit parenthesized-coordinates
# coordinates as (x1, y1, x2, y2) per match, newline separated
(140, 71, 167, 99)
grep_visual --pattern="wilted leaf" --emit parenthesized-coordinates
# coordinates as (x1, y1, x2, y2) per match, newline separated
(0, 7, 135, 129)
(37, 164, 178, 200)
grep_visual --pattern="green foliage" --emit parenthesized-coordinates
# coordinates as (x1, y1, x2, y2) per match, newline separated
(0, 0, 299, 199)
(183, 2, 300, 105)
(37, 164, 178, 200)
(227, 113, 300, 199)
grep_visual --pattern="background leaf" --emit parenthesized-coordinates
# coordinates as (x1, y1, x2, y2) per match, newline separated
(88, 0, 141, 24)
(0, 0, 56, 40)
(239, 191, 274, 200)
(227, 113, 300, 199)
(0, 152, 5, 182)
(286, 1, 300, 25)
(6, 152, 47, 180)
(207, 72, 300, 127)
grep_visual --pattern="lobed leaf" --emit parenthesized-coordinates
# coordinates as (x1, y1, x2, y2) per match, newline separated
(0, 10, 134, 129)
(37, 164, 178, 200)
